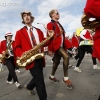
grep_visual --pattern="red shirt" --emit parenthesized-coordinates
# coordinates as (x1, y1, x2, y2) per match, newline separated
(71, 36, 79, 48)
(65, 38, 73, 50)
(84, 0, 100, 19)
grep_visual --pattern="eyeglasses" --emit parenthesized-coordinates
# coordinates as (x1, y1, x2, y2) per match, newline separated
(54, 12, 59, 15)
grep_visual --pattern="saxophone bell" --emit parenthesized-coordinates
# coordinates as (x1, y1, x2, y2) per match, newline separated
(4, 53, 10, 59)
(16, 35, 53, 68)
(81, 13, 100, 31)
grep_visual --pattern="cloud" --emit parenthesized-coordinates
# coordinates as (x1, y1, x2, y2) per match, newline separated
(37, 0, 78, 14)
(0, 0, 86, 41)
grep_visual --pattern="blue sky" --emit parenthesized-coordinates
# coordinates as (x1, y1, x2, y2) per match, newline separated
(0, 0, 86, 40)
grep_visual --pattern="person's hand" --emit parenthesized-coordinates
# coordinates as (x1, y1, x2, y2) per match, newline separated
(0, 54, 2, 57)
(72, 51, 76, 55)
(48, 51, 53, 57)
(73, 47, 77, 50)
(48, 30, 54, 37)
(2, 51, 5, 54)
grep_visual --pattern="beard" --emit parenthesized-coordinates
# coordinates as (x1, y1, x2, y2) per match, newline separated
(25, 20, 31, 24)
(24, 18, 32, 24)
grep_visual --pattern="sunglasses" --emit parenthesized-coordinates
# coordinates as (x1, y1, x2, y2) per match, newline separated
(55, 12, 59, 15)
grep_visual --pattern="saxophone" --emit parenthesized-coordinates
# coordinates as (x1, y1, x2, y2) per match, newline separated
(0, 41, 13, 63)
(16, 33, 53, 68)
(81, 13, 100, 31)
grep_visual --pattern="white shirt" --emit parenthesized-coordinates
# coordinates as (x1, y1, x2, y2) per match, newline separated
(7, 42, 13, 56)
(26, 26, 41, 52)
(80, 29, 92, 40)
(80, 29, 87, 40)
(27, 26, 40, 47)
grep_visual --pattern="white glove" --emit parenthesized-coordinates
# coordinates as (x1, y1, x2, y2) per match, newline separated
(72, 47, 76, 52)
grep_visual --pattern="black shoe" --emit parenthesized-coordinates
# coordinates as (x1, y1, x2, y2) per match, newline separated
(24, 85, 35, 95)
(28, 90, 35, 95)
(74, 55, 78, 60)
(98, 95, 100, 100)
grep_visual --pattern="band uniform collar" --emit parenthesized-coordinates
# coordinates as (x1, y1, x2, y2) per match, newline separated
(25, 26, 33, 31)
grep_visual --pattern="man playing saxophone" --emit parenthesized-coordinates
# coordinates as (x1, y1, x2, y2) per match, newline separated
(14, 10, 54, 100)
(0, 32, 21, 88)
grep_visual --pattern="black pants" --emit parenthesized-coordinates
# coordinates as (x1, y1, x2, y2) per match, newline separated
(75, 47, 80, 60)
(5, 57, 19, 82)
(15, 66, 19, 70)
(76, 46, 96, 67)
(67, 48, 73, 57)
(27, 59, 47, 100)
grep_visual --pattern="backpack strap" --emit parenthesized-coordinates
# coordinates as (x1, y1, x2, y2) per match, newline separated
(51, 20, 60, 39)
(51, 20, 56, 30)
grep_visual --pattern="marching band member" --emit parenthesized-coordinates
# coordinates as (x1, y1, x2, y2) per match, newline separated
(74, 28, 100, 73)
(84, 0, 100, 63)
(83, 1, 100, 99)
(72, 32, 80, 60)
(72, 32, 79, 53)
(0, 32, 21, 88)
(65, 35, 75, 68)
(47, 9, 74, 89)
(65, 35, 75, 58)
(14, 10, 54, 100)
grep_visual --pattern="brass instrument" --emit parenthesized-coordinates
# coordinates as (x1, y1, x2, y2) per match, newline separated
(0, 41, 13, 63)
(81, 13, 100, 31)
(16, 33, 53, 68)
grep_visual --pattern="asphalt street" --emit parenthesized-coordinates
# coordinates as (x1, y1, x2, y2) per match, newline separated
(0, 54, 100, 100)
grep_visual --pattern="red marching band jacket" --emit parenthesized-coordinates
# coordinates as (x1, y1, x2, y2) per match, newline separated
(64, 38, 73, 50)
(83, 30, 93, 40)
(0, 40, 16, 64)
(47, 21, 66, 53)
(84, 0, 100, 19)
(84, 0, 100, 61)
(14, 26, 51, 70)
(71, 36, 79, 48)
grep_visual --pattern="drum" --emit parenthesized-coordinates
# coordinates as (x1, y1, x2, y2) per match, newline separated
(79, 40, 93, 46)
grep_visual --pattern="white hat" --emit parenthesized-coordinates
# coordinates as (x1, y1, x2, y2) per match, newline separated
(21, 10, 34, 24)
(5, 31, 13, 37)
